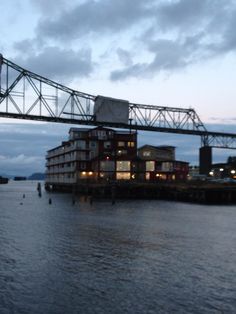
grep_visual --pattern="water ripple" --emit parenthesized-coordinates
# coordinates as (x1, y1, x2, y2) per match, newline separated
(0, 181, 236, 313)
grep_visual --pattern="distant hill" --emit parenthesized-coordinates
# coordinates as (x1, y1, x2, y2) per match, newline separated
(28, 173, 45, 180)
(0, 173, 14, 179)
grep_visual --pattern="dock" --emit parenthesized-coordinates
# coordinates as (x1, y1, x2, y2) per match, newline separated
(46, 181, 236, 205)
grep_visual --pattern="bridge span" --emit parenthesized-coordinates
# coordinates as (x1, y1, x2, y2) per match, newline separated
(0, 54, 236, 174)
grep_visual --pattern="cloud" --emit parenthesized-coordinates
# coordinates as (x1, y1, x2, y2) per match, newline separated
(110, 34, 206, 80)
(35, 0, 155, 41)
(31, 0, 68, 16)
(13, 46, 94, 82)
(0, 122, 69, 175)
(10, 0, 236, 83)
(110, 0, 236, 80)
(0, 153, 44, 176)
(116, 48, 133, 67)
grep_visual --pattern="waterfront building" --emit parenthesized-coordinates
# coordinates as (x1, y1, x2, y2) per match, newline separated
(210, 156, 236, 179)
(138, 145, 189, 181)
(46, 126, 137, 187)
(138, 145, 175, 161)
(45, 127, 189, 189)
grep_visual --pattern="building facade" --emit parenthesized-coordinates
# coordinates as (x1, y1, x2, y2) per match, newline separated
(45, 127, 137, 187)
(137, 145, 189, 181)
(45, 127, 189, 188)
(210, 156, 236, 179)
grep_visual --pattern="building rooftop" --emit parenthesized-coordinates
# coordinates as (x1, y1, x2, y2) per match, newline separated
(69, 126, 136, 135)
(139, 144, 176, 150)
(69, 127, 91, 133)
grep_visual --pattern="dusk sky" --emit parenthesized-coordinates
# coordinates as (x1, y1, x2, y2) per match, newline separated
(1, 0, 236, 175)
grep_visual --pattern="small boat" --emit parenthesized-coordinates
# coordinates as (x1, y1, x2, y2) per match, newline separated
(0, 176, 9, 184)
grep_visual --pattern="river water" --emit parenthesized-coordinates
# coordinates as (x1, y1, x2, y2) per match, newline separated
(0, 181, 236, 314)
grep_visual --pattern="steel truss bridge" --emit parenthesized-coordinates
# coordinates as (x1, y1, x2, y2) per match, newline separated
(0, 54, 236, 150)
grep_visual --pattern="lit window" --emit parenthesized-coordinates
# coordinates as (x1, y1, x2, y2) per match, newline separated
(116, 161, 130, 171)
(116, 172, 131, 180)
(118, 141, 125, 147)
(143, 151, 151, 157)
(161, 162, 173, 172)
(146, 161, 155, 171)
(128, 142, 135, 147)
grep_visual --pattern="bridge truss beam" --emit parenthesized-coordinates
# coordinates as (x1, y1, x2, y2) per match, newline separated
(0, 54, 236, 149)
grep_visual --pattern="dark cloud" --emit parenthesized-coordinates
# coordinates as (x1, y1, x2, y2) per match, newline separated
(116, 48, 133, 67)
(110, 0, 236, 80)
(154, 0, 214, 31)
(36, 0, 155, 41)
(14, 46, 94, 82)
(110, 34, 206, 80)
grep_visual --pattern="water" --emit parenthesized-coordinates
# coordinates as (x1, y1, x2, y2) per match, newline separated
(0, 181, 236, 314)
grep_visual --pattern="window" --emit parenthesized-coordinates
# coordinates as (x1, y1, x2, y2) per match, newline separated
(116, 172, 130, 180)
(143, 151, 151, 157)
(100, 161, 115, 171)
(98, 130, 107, 140)
(108, 131, 114, 138)
(91, 130, 97, 137)
(116, 161, 130, 171)
(90, 141, 97, 148)
(76, 140, 86, 149)
(161, 162, 173, 172)
(77, 152, 86, 160)
(80, 162, 86, 169)
(118, 141, 125, 147)
(146, 161, 155, 171)
(104, 141, 111, 149)
(128, 141, 135, 147)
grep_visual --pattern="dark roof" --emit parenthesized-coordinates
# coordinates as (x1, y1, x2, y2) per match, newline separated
(69, 126, 135, 135)
(138, 144, 175, 150)
(69, 127, 91, 133)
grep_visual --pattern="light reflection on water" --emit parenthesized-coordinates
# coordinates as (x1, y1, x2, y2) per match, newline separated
(0, 181, 236, 313)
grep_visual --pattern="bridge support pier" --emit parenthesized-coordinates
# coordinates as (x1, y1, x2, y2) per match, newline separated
(199, 146, 212, 175)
